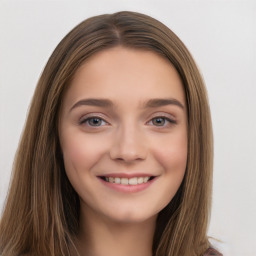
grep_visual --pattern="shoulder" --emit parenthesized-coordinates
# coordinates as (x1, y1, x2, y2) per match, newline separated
(204, 248, 223, 256)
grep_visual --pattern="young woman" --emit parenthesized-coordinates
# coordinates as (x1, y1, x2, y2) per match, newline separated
(0, 11, 222, 256)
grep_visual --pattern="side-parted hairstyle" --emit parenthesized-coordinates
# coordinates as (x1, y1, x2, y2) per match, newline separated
(0, 11, 213, 256)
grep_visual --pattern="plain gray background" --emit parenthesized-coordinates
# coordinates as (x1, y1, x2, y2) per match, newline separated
(0, 1, 255, 255)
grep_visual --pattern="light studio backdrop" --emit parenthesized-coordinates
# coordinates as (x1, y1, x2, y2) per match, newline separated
(0, 1, 255, 255)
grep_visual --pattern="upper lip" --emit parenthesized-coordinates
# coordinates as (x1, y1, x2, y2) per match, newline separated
(97, 173, 157, 178)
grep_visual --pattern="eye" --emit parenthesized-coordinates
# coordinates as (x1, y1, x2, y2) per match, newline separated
(80, 117, 108, 127)
(152, 117, 166, 126)
(149, 116, 176, 127)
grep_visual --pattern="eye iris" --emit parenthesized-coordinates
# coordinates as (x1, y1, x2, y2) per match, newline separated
(153, 118, 165, 126)
(88, 118, 102, 126)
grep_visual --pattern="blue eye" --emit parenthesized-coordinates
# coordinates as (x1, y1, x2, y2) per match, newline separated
(80, 117, 107, 127)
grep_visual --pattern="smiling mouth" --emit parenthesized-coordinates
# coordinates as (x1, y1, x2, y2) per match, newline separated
(99, 176, 155, 185)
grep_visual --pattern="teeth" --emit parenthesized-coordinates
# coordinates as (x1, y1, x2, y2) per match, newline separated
(121, 178, 128, 185)
(104, 176, 152, 185)
(114, 177, 121, 184)
(137, 177, 144, 184)
(143, 177, 150, 183)
(128, 177, 137, 185)
(109, 177, 114, 183)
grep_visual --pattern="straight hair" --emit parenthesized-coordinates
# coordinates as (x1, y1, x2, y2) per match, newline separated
(0, 11, 213, 256)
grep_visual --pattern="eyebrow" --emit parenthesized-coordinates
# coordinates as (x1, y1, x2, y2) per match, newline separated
(70, 99, 114, 112)
(145, 98, 184, 109)
(69, 98, 185, 112)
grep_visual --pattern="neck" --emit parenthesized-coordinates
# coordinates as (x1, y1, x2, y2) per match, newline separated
(77, 207, 156, 256)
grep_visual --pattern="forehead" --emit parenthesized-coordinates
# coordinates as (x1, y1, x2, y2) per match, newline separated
(62, 46, 186, 108)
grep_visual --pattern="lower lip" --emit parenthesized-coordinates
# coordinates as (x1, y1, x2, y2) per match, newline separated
(98, 177, 157, 193)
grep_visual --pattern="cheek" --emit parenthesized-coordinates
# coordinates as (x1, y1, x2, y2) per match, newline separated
(60, 133, 109, 202)
(151, 134, 187, 209)
(153, 132, 188, 172)
(60, 132, 107, 177)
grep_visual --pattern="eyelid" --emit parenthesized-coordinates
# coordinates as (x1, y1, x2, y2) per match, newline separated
(149, 112, 176, 121)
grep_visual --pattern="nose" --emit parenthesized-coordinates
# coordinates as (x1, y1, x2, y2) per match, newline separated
(109, 124, 147, 163)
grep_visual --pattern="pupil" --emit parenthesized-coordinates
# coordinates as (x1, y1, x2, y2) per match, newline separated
(89, 118, 101, 126)
(153, 118, 165, 126)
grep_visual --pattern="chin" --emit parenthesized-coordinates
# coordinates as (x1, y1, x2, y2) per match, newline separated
(102, 208, 158, 225)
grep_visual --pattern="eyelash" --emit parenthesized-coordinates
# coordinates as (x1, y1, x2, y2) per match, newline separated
(79, 117, 108, 127)
(79, 115, 177, 128)
(148, 116, 177, 127)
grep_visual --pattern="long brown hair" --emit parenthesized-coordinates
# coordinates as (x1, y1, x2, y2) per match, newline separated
(0, 11, 213, 256)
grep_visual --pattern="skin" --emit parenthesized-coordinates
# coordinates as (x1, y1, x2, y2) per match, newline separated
(59, 46, 188, 256)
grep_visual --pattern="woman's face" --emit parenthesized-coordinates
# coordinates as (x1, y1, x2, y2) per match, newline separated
(59, 46, 187, 224)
